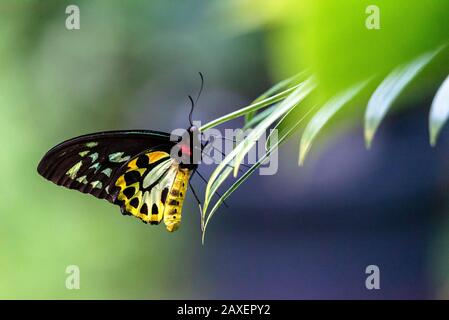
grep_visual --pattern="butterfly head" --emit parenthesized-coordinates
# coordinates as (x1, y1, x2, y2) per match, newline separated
(188, 125, 199, 136)
(177, 125, 201, 170)
(177, 73, 204, 169)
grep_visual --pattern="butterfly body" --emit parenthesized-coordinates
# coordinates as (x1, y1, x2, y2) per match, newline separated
(163, 167, 192, 232)
(38, 127, 200, 232)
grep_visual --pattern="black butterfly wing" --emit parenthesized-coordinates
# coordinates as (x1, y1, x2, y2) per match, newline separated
(37, 130, 178, 203)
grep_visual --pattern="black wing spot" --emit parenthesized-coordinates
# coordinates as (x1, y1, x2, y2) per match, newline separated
(117, 200, 131, 215)
(152, 203, 158, 215)
(161, 188, 169, 203)
(136, 154, 149, 168)
(130, 198, 139, 208)
(180, 192, 183, 197)
(171, 190, 179, 197)
(124, 171, 140, 185)
(140, 203, 148, 215)
(123, 187, 136, 199)
(169, 200, 179, 206)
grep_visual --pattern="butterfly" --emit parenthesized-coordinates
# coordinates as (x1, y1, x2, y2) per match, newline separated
(38, 127, 205, 231)
(37, 74, 208, 232)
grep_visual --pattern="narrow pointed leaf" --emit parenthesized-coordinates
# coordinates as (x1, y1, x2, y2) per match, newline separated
(233, 78, 315, 177)
(199, 83, 303, 132)
(201, 166, 233, 228)
(203, 77, 315, 215)
(243, 104, 277, 129)
(202, 108, 310, 244)
(299, 80, 369, 165)
(429, 74, 449, 146)
(245, 72, 306, 124)
(265, 102, 321, 151)
(365, 48, 441, 148)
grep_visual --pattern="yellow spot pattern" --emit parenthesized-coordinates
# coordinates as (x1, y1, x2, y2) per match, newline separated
(76, 175, 88, 184)
(115, 151, 171, 224)
(66, 161, 82, 179)
(85, 142, 98, 148)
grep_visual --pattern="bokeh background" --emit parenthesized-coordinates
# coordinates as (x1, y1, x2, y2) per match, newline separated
(1, 0, 449, 299)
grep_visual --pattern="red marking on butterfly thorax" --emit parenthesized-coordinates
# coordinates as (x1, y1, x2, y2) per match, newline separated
(180, 144, 192, 156)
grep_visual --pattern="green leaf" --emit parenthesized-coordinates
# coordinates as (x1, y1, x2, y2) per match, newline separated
(266, 101, 320, 151)
(202, 77, 315, 217)
(429, 74, 449, 146)
(200, 165, 233, 230)
(364, 48, 441, 148)
(264, 98, 316, 151)
(245, 72, 306, 124)
(243, 104, 278, 130)
(232, 77, 315, 177)
(299, 79, 369, 166)
(264, 104, 298, 151)
(201, 104, 312, 244)
(199, 83, 304, 132)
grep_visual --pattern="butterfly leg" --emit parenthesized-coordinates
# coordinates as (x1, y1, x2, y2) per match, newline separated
(200, 133, 251, 169)
(189, 178, 205, 231)
(195, 170, 229, 208)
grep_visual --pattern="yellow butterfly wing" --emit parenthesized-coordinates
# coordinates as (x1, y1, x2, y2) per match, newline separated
(114, 150, 193, 232)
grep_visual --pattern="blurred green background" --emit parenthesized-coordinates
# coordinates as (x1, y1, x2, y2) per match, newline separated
(1, 0, 449, 299)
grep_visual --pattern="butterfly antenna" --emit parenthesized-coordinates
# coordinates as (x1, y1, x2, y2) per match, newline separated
(188, 95, 195, 127)
(195, 72, 204, 105)
(187, 72, 204, 127)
